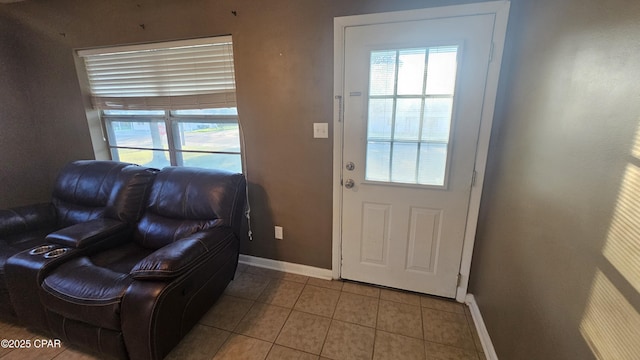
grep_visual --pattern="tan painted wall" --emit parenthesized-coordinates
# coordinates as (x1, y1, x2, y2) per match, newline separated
(0, 0, 474, 268)
(470, 0, 640, 358)
(3, 0, 639, 358)
(0, 13, 50, 208)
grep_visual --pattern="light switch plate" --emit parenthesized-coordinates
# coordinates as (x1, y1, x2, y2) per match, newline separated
(313, 123, 329, 138)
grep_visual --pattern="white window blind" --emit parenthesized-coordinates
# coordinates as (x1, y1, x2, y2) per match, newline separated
(78, 36, 236, 110)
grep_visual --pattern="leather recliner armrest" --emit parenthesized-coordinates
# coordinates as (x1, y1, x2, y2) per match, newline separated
(0, 203, 57, 237)
(130, 228, 235, 280)
(45, 218, 128, 249)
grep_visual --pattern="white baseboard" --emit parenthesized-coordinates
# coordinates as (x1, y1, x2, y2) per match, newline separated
(238, 254, 333, 280)
(465, 294, 499, 360)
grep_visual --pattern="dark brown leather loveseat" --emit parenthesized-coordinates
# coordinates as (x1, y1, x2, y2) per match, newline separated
(0, 161, 246, 360)
(0, 160, 156, 319)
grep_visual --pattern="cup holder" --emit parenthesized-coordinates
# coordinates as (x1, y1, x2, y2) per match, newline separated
(29, 245, 56, 256)
(43, 248, 70, 259)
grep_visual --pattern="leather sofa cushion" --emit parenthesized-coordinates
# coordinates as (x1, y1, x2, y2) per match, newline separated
(134, 213, 220, 249)
(0, 203, 57, 237)
(52, 161, 156, 227)
(133, 167, 244, 249)
(52, 161, 130, 227)
(40, 243, 153, 330)
(145, 167, 240, 220)
(131, 228, 235, 280)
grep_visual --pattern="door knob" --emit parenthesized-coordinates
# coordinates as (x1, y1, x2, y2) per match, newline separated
(344, 179, 355, 189)
(345, 162, 355, 171)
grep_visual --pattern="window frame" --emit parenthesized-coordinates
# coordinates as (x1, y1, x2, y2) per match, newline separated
(102, 109, 243, 171)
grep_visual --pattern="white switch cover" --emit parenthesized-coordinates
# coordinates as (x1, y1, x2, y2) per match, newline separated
(274, 226, 284, 240)
(313, 123, 329, 138)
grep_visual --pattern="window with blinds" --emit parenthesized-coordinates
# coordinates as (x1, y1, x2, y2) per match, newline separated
(78, 36, 236, 110)
(77, 36, 242, 172)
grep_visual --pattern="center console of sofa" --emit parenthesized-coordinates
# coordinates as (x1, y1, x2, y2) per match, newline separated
(5, 243, 78, 331)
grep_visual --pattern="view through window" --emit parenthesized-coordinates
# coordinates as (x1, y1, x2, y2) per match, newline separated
(103, 108, 242, 172)
(366, 46, 458, 186)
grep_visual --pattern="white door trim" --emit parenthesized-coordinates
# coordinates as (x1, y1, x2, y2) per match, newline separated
(332, 1, 510, 302)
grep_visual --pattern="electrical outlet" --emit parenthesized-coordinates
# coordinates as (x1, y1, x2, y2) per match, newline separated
(274, 226, 284, 240)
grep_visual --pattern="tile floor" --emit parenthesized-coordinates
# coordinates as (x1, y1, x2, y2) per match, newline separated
(0, 264, 485, 360)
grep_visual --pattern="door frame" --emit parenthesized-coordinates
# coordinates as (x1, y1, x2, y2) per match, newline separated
(332, 1, 510, 302)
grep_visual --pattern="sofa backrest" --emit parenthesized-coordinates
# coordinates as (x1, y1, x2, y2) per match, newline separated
(133, 167, 246, 249)
(52, 161, 156, 227)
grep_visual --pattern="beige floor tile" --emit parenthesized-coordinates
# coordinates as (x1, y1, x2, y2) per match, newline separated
(245, 266, 309, 284)
(0, 322, 37, 339)
(0, 325, 51, 359)
(420, 296, 465, 314)
(237, 263, 249, 273)
(276, 310, 331, 355)
(257, 280, 305, 308)
(294, 285, 340, 318)
(213, 334, 272, 360)
(425, 341, 479, 360)
(225, 272, 271, 300)
(377, 300, 423, 339)
(234, 303, 291, 342)
(321, 320, 375, 360)
(333, 292, 378, 328)
(166, 324, 229, 360)
(0, 319, 13, 333)
(342, 282, 380, 298)
(422, 308, 475, 351)
(307, 278, 344, 291)
(373, 330, 426, 360)
(266, 345, 319, 360)
(380, 289, 421, 306)
(200, 295, 254, 331)
(277, 272, 310, 284)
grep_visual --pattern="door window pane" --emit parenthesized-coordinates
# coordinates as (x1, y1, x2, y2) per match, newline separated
(368, 99, 394, 140)
(391, 143, 418, 183)
(394, 98, 422, 141)
(418, 143, 448, 186)
(365, 141, 391, 182)
(397, 49, 426, 95)
(425, 47, 458, 95)
(422, 98, 453, 142)
(369, 51, 397, 96)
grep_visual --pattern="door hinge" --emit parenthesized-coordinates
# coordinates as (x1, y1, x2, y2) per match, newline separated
(471, 170, 478, 187)
(457, 273, 462, 287)
(489, 42, 495, 63)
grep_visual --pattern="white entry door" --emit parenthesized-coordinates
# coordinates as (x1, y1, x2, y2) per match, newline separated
(339, 9, 499, 298)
